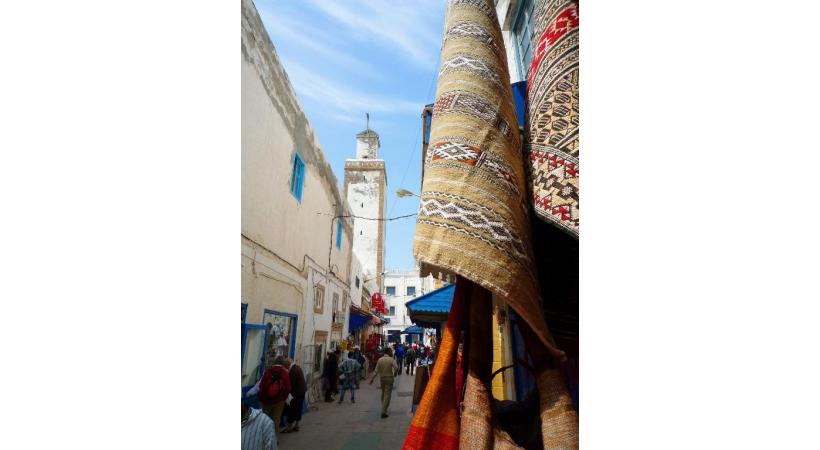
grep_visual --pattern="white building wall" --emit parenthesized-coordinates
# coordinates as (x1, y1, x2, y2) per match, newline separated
(382, 269, 436, 338)
(242, 0, 353, 385)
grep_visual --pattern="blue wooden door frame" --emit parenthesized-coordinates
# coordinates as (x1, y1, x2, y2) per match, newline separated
(241, 323, 269, 388)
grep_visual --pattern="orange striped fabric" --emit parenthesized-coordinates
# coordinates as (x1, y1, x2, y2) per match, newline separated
(402, 279, 468, 450)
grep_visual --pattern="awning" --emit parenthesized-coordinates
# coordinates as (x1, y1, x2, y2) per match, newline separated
(406, 284, 455, 328)
(404, 326, 424, 334)
(406, 284, 454, 313)
(348, 305, 371, 333)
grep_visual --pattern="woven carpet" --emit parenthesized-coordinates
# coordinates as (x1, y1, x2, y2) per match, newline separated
(413, 0, 564, 362)
(526, 0, 580, 238)
(409, 1, 578, 447)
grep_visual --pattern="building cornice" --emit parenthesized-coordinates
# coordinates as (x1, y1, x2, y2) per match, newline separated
(241, 0, 351, 223)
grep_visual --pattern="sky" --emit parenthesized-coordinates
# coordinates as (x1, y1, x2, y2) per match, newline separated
(256, 0, 446, 271)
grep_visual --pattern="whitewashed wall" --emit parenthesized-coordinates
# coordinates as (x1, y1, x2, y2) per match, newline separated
(382, 270, 436, 336)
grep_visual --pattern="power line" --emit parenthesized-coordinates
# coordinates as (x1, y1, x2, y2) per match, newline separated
(388, 133, 420, 218)
(317, 212, 417, 221)
(387, 65, 438, 218)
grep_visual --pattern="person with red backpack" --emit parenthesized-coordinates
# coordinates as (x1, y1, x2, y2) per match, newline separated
(248, 355, 291, 440)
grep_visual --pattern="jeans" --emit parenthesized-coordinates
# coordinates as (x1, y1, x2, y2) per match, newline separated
(338, 377, 356, 402)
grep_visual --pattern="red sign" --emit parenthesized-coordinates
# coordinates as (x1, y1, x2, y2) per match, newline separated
(371, 292, 385, 314)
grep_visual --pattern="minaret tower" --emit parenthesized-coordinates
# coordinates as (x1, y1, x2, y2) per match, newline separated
(344, 115, 387, 294)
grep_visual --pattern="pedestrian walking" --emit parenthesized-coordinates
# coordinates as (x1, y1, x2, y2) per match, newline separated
(322, 351, 338, 402)
(395, 344, 405, 375)
(246, 356, 291, 443)
(405, 345, 416, 376)
(369, 347, 398, 418)
(242, 399, 278, 450)
(282, 357, 306, 434)
(353, 349, 364, 388)
(337, 350, 362, 404)
(358, 352, 368, 385)
(332, 348, 341, 394)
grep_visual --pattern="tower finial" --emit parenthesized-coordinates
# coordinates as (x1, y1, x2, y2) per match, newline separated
(366, 112, 370, 131)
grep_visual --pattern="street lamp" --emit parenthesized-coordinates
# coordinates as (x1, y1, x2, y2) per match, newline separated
(396, 188, 419, 198)
(362, 271, 386, 285)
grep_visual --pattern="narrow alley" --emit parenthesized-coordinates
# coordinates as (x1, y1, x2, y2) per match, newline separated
(279, 372, 415, 450)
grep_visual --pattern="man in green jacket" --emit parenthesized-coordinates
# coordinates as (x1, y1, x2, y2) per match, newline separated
(369, 347, 398, 418)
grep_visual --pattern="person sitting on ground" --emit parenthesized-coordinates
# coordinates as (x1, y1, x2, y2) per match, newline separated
(242, 399, 278, 450)
(337, 350, 362, 404)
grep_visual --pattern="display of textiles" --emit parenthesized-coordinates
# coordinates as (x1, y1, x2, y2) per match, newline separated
(413, 0, 563, 362)
(407, 0, 579, 448)
(526, 0, 580, 238)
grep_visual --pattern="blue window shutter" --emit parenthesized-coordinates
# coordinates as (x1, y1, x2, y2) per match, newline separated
(512, 0, 534, 80)
(511, 81, 527, 128)
(296, 157, 304, 201)
(290, 157, 298, 197)
(291, 153, 305, 202)
(336, 221, 342, 250)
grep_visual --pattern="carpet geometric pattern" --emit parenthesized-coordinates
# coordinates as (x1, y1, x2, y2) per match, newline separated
(526, 0, 580, 238)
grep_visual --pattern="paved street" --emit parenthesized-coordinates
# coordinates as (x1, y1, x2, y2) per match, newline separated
(279, 373, 415, 450)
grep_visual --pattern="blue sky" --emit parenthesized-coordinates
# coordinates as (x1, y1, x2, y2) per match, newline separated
(256, 0, 445, 271)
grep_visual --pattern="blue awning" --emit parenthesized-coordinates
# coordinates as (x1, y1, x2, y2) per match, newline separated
(404, 326, 424, 334)
(348, 306, 372, 332)
(405, 284, 455, 314)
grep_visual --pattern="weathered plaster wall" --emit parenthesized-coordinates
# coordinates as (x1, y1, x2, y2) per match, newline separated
(241, 0, 353, 372)
(242, 0, 352, 283)
(241, 237, 306, 345)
